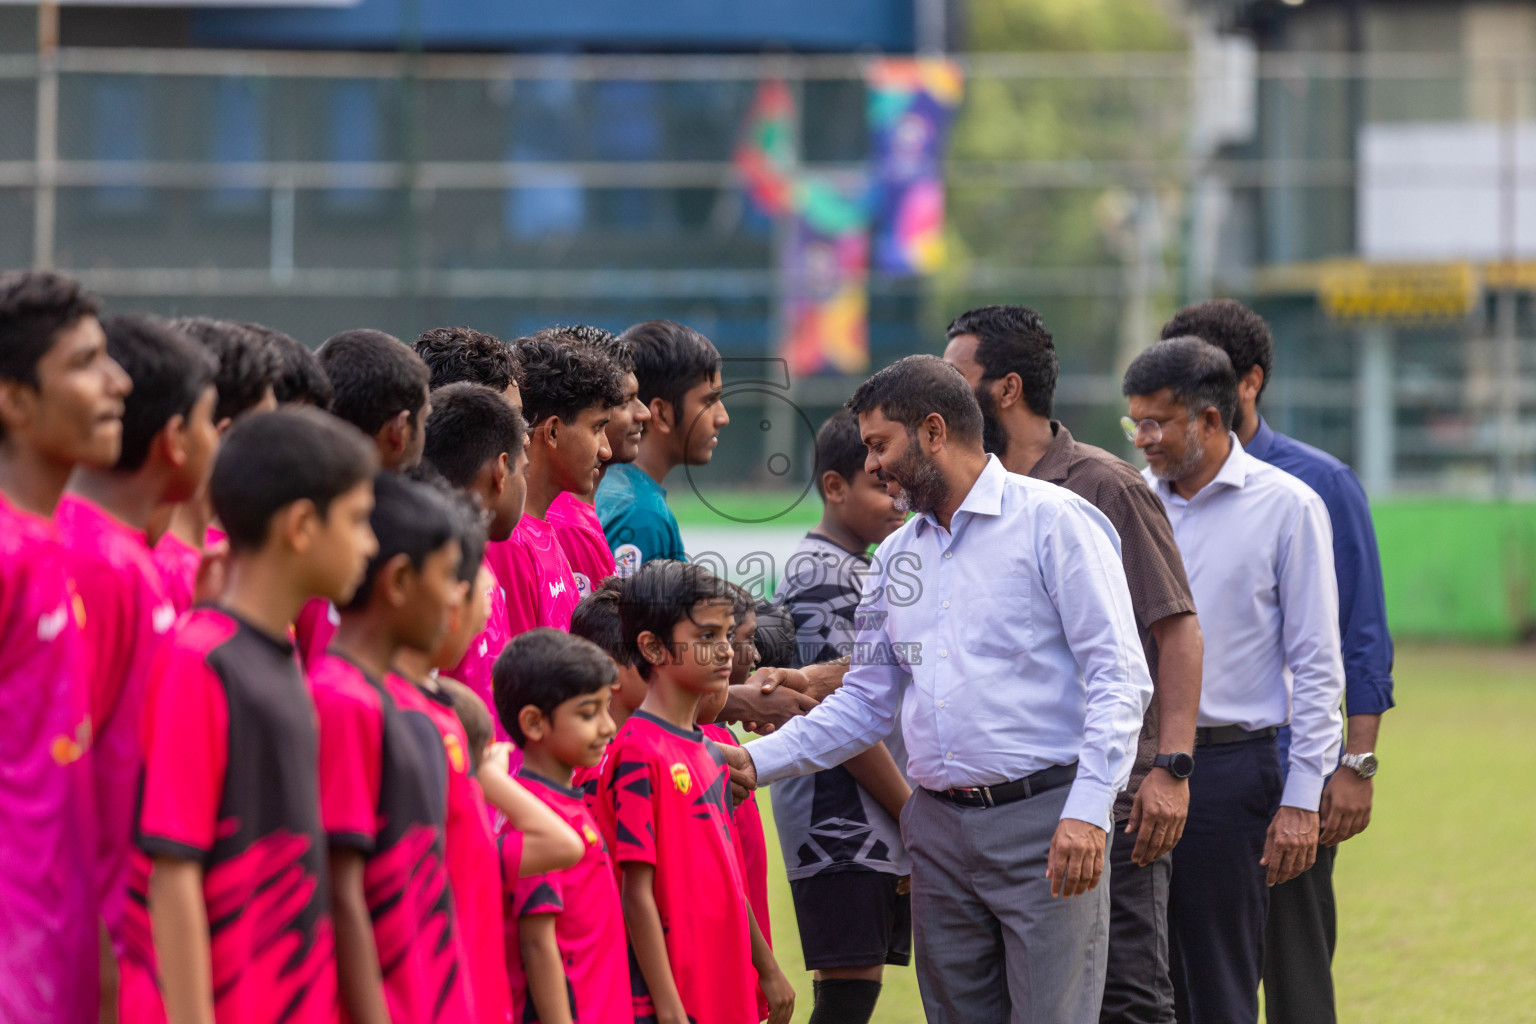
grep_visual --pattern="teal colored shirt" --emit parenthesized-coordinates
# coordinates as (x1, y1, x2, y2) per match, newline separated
(595, 463, 687, 575)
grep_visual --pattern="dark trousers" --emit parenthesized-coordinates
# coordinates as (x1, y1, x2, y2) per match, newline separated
(1262, 841, 1338, 1023)
(1168, 736, 1282, 1024)
(1100, 827, 1175, 1024)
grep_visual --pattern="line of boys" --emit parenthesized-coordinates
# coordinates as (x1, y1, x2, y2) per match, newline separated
(2, 262, 1379, 1024)
(0, 270, 796, 1024)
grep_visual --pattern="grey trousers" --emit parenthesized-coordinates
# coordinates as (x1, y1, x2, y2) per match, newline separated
(902, 784, 1111, 1024)
(1100, 828, 1175, 1024)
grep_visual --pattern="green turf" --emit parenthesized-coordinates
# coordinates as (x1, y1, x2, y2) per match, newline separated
(751, 644, 1536, 1023)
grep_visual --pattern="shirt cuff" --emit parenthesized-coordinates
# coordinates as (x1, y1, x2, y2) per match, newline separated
(747, 734, 798, 787)
(1060, 778, 1117, 830)
(1280, 769, 1326, 812)
(1343, 678, 1395, 717)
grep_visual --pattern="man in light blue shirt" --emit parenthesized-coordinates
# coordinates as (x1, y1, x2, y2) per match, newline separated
(1122, 337, 1345, 1024)
(733, 355, 1153, 1024)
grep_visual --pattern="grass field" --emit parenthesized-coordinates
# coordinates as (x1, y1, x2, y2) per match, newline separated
(749, 644, 1536, 1023)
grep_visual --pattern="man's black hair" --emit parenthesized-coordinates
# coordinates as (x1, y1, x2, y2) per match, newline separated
(946, 304, 1059, 419)
(1122, 336, 1239, 429)
(317, 329, 431, 437)
(245, 323, 334, 410)
(210, 407, 377, 553)
(618, 319, 721, 414)
(405, 461, 489, 583)
(422, 382, 526, 489)
(414, 326, 521, 393)
(571, 577, 631, 666)
(493, 628, 618, 747)
(0, 271, 100, 390)
(534, 324, 634, 375)
(1160, 299, 1274, 404)
(511, 335, 627, 427)
(100, 314, 217, 473)
(846, 354, 983, 446)
(752, 601, 797, 670)
(618, 559, 736, 681)
(173, 318, 281, 424)
(813, 409, 868, 500)
(344, 471, 459, 611)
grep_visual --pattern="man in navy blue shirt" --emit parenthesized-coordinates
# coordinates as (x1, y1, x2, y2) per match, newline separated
(1161, 300, 1394, 1024)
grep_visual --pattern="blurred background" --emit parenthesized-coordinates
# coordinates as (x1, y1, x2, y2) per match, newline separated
(2, 2, 1532, 1019)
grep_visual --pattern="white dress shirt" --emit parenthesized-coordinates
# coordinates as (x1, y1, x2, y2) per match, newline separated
(1143, 434, 1345, 811)
(750, 455, 1153, 829)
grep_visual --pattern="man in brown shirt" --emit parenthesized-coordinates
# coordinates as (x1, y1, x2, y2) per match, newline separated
(944, 305, 1203, 1024)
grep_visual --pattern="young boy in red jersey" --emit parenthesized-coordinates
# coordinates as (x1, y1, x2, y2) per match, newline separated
(568, 578, 647, 806)
(421, 382, 529, 739)
(0, 271, 130, 1024)
(310, 472, 475, 1023)
(487, 336, 623, 635)
(151, 318, 280, 615)
(126, 408, 378, 1024)
(697, 590, 773, 975)
(496, 629, 629, 1024)
(534, 325, 649, 599)
(597, 560, 795, 1024)
(55, 314, 218, 983)
(391, 470, 580, 1024)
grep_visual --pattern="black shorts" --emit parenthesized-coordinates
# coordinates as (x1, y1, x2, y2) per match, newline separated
(788, 870, 912, 971)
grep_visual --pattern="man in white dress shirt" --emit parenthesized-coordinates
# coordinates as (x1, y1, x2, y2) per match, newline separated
(1121, 337, 1344, 1024)
(730, 355, 1153, 1023)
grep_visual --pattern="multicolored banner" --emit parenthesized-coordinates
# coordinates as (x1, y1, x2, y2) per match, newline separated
(865, 59, 964, 276)
(781, 178, 869, 378)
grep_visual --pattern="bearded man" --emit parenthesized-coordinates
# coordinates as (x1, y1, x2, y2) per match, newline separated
(726, 354, 1153, 1024)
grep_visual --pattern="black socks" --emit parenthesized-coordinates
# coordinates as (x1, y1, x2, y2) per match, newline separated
(809, 978, 883, 1024)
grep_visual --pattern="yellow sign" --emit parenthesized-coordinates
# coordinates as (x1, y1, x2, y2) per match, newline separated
(1318, 262, 1478, 322)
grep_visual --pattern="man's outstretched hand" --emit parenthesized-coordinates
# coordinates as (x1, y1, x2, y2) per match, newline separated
(721, 744, 759, 805)
(724, 683, 818, 735)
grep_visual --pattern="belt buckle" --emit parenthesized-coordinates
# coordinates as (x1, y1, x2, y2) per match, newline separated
(979, 785, 995, 808)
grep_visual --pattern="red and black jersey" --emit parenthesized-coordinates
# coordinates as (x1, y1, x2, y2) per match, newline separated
(121, 608, 336, 1024)
(311, 653, 472, 1023)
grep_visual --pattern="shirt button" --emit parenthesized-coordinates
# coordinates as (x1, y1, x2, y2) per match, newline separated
(944, 550, 952, 559)
(940, 650, 948, 658)
(945, 752, 955, 760)
(937, 699, 947, 708)
(942, 600, 951, 609)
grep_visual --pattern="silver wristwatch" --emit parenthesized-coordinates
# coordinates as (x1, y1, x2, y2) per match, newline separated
(1340, 752, 1378, 779)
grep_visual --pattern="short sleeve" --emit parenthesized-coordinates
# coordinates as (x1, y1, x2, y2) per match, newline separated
(313, 683, 383, 851)
(136, 645, 229, 860)
(605, 742, 658, 866)
(498, 829, 525, 885)
(513, 870, 565, 918)
(1098, 478, 1197, 629)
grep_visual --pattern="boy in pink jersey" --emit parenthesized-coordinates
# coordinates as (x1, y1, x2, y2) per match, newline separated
(495, 629, 628, 1024)
(596, 561, 795, 1024)
(568, 579, 648, 803)
(392, 477, 583, 1024)
(290, 329, 432, 667)
(0, 271, 130, 1024)
(486, 335, 624, 635)
(124, 408, 378, 1024)
(151, 318, 279, 614)
(56, 314, 219, 976)
(421, 382, 528, 735)
(312, 473, 474, 1023)
(536, 323, 650, 600)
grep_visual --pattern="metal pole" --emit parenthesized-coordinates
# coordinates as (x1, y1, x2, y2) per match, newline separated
(916, 0, 947, 54)
(33, 0, 59, 270)
(1494, 59, 1519, 496)
(1355, 322, 1394, 495)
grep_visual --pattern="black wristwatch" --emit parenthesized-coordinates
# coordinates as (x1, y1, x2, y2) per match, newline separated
(1152, 752, 1195, 779)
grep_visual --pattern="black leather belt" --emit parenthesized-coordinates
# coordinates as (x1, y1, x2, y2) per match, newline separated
(926, 762, 1078, 809)
(1194, 725, 1278, 747)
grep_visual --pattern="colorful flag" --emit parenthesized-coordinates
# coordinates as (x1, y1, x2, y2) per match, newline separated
(865, 58, 964, 275)
(734, 79, 797, 218)
(782, 178, 870, 377)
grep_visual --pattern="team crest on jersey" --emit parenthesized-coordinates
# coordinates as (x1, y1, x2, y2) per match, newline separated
(670, 762, 692, 795)
(582, 823, 600, 846)
(443, 733, 466, 774)
(50, 716, 92, 766)
(573, 572, 592, 599)
(614, 544, 642, 578)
